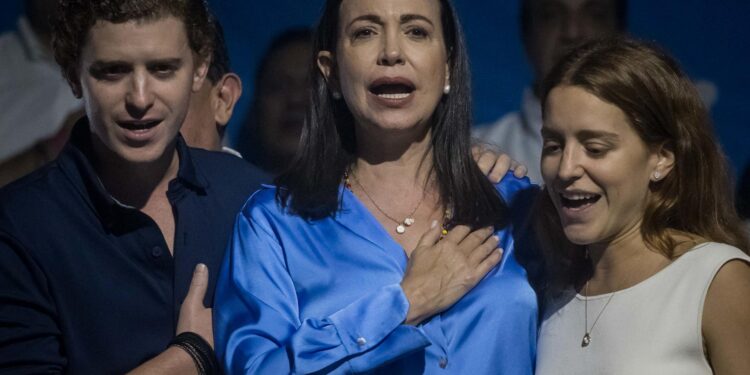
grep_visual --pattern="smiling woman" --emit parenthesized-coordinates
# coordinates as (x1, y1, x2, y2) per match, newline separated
(535, 37, 750, 375)
(213, 0, 540, 374)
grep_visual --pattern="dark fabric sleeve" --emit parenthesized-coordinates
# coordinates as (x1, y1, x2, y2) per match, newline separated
(0, 231, 65, 373)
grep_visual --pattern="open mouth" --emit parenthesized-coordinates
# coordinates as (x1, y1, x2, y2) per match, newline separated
(118, 119, 161, 131)
(369, 77, 415, 100)
(560, 192, 601, 209)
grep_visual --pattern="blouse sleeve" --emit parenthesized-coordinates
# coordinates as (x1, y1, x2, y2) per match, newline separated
(214, 202, 431, 374)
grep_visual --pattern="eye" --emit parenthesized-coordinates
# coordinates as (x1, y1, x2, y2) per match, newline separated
(584, 143, 609, 157)
(91, 65, 129, 81)
(406, 27, 429, 39)
(150, 63, 178, 79)
(352, 27, 376, 39)
(542, 140, 562, 155)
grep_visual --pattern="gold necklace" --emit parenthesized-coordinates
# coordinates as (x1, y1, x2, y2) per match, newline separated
(347, 170, 425, 234)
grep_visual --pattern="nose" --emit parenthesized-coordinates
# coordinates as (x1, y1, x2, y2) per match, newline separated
(378, 29, 405, 66)
(125, 70, 154, 117)
(557, 145, 584, 182)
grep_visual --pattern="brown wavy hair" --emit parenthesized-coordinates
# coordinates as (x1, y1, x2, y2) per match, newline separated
(538, 37, 749, 289)
(52, 0, 215, 97)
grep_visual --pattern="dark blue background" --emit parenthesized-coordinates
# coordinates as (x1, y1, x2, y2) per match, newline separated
(3, 0, 748, 174)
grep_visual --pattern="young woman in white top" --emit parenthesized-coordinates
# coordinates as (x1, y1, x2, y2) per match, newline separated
(535, 37, 750, 375)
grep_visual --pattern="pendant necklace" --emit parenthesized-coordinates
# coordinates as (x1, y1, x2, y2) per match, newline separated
(581, 278, 616, 348)
(345, 170, 425, 234)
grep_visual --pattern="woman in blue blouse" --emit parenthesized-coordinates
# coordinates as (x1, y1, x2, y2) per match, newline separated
(214, 0, 539, 373)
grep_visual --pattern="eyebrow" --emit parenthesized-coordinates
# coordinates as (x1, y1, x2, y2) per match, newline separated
(346, 13, 435, 29)
(541, 127, 621, 142)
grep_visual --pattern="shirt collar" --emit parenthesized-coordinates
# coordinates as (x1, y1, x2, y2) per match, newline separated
(58, 117, 207, 227)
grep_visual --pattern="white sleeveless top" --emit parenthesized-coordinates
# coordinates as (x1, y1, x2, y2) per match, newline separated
(536, 242, 750, 375)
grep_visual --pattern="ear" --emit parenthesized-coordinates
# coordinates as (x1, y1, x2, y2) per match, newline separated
(651, 142, 676, 182)
(192, 55, 211, 92)
(317, 50, 340, 95)
(212, 73, 243, 126)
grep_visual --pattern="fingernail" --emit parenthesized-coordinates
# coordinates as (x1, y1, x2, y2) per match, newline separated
(492, 235, 500, 242)
(195, 263, 206, 273)
(431, 220, 438, 228)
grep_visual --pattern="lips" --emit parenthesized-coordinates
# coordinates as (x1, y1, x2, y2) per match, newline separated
(117, 119, 163, 143)
(368, 77, 415, 106)
(117, 119, 162, 131)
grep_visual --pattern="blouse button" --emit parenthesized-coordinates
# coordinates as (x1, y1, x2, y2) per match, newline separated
(151, 246, 163, 258)
(438, 357, 448, 369)
(356, 337, 367, 346)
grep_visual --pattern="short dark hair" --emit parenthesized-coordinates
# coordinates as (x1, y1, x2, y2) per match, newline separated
(277, 0, 508, 229)
(53, 0, 216, 96)
(205, 15, 230, 85)
(520, 0, 628, 38)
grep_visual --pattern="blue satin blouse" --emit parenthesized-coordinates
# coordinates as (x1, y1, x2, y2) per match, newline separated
(214, 174, 538, 374)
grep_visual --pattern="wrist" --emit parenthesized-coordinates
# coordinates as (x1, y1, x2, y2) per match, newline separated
(401, 282, 430, 325)
(169, 332, 220, 375)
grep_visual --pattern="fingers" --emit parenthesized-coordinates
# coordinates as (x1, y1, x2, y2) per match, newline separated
(475, 150, 499, 176)
(474, 247, 504, 279)
(442, 224, 473, 244)
(488, 153, 512, 183)
(453, 226, 494, 253)
(512, 163, 528, 178)
(415, 220, 443, 249)
(468, 234, 500, 265)
(184, 263, 209, 308)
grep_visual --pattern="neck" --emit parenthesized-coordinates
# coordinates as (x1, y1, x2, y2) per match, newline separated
(583, 220, 671, 295)
(354, 123, 434, 190)
(91, 136, 179, 209)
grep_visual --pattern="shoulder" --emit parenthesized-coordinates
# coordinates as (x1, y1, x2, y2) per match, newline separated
(189, 147, 270, 193)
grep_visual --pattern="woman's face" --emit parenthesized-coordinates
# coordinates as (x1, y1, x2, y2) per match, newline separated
(319, 0, 449, 134)
(541, 85, 670, 246)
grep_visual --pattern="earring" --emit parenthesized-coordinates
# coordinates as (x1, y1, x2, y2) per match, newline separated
(443, 84, 451, 95)
(332, 91, 342, 100)
(652, 171, 661, 181)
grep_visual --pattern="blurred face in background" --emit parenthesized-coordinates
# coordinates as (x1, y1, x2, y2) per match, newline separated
(524, 0, 620, 88)
(255, 39, 312, 166)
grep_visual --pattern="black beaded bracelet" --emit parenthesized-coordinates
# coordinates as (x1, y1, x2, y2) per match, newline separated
(169, 332, 220, 375)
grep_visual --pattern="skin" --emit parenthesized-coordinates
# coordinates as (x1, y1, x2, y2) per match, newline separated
(318, 0, 502, 326)
(542, 85, 750, 374)
(524, 0, 620, 94)
(256, 40, 312, 169)
(75, 16, 211, 375)
(181, 73, 243, 151)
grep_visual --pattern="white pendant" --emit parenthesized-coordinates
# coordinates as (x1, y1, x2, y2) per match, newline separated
(396, 225, 406, 234)
(581, 333, 591, 347)
(404, 217, 415, 226)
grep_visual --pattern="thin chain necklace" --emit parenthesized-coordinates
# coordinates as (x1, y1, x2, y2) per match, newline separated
(581, 278, 616, 347)
(347, 170, 425, 234)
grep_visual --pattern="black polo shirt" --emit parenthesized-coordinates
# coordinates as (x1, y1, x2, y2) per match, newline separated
(0, 120, 266, 373)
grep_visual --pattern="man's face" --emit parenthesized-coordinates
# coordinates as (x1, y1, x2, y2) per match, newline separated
(524, 0, 620, 84)
(78, 16, 207, 164)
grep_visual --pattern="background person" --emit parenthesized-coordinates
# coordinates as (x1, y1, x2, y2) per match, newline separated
(235, 28, 313, 176)
(214, 0, 539, 373)
(535, 37, 750, 375)
(181, 16, 244, 157)
(0, 0, 83, 186)
(473, 0, 626, 183)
